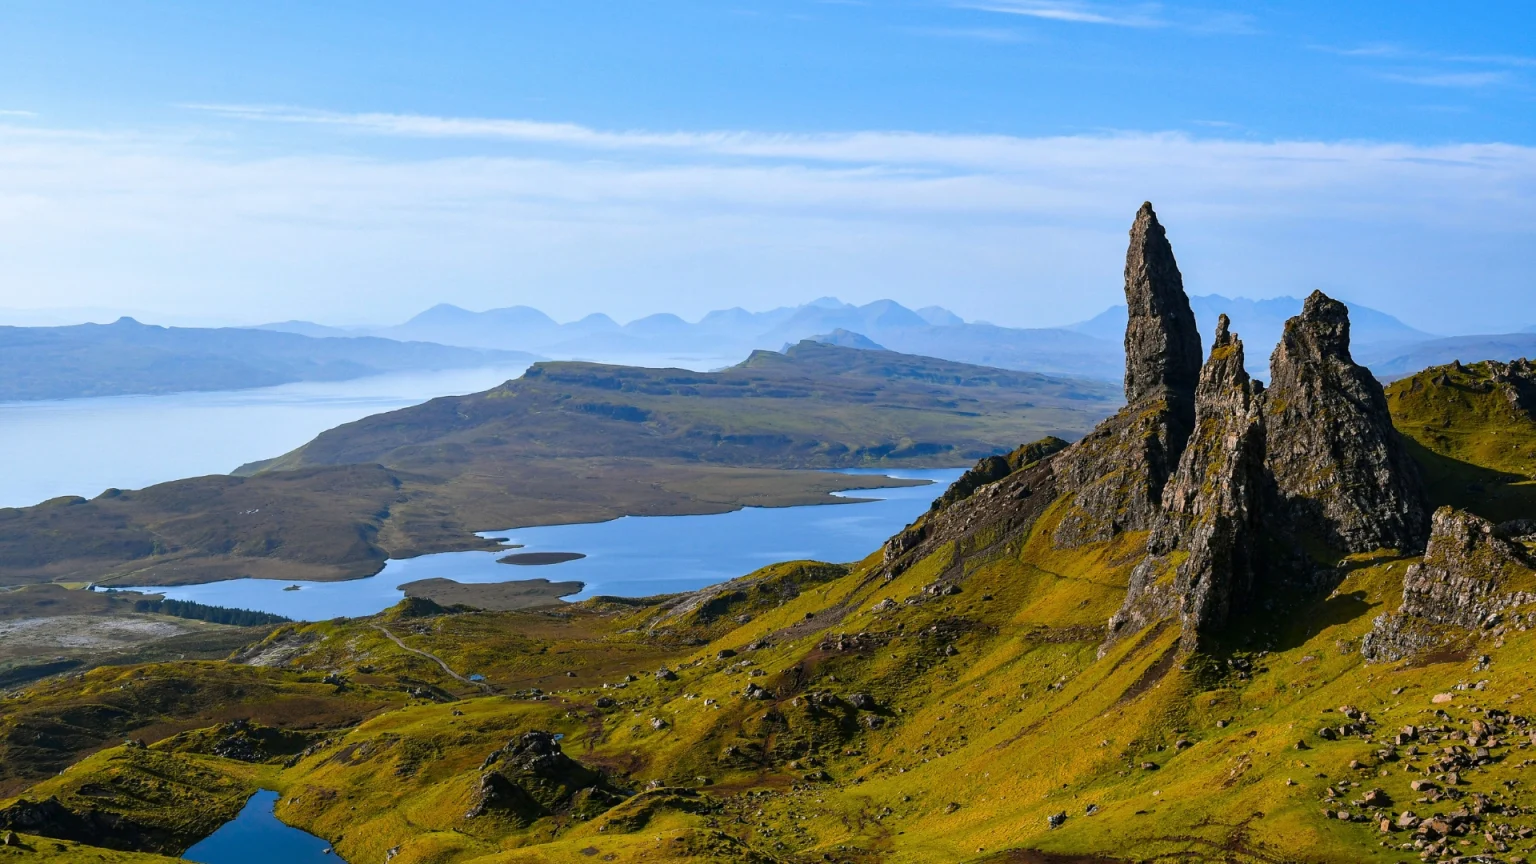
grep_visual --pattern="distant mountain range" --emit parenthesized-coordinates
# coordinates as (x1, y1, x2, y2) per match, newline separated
(259, 294, 1536, 383)
(0, 317, 536, 402)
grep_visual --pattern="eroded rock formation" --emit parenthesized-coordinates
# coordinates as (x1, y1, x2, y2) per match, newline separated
(1264, 290, 1429, 554)
(1053, 203, 1198, 547)
(466, 731, 624, 824)
(1363, 507, 1536, 662)
(1123, 201, 1203, 405)
(1108, 316, 1268, 650)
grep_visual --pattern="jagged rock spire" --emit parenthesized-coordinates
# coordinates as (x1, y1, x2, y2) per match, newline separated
(1123, 202, 1203, 404)
(1264, 290, 1429, 553)
(1051, 203, 1199, 548)
(1107, 314, 1267, 651)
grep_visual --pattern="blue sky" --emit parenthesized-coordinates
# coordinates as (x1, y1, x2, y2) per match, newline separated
(0, 1, 1532, 332)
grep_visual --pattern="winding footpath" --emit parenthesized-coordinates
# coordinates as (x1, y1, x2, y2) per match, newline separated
(372, 624, 494, 694)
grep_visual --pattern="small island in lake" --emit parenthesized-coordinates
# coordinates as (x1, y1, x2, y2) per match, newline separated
(396, 577, 583, 611)
(496, 551, 586, 566)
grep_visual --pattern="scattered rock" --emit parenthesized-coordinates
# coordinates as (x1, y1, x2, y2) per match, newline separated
(847, 693, 877, 710)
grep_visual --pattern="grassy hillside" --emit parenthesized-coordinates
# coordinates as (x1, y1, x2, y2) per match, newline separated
(7, 494, 1534, 863)
(13, 365, 1536, 862)
(1387, 360, 1536, 523)
(254, 341, 1116, 474)
(0, 343, 1115, 589)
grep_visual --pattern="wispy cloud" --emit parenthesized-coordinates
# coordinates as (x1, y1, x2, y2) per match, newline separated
(1316, 42, 1533, 90)
(954, 0, 1162, 28)
(0, 110, 37, 118)
(1317, 43, 1536, 68)
(1, 114, 1533, 330)
(953, 1, 1255, 34)
(1380, 71, 1511, 89)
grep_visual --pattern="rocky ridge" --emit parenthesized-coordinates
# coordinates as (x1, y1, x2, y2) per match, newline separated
(1107, 315, 1268, 650)
(1363, 507, 1536, 662)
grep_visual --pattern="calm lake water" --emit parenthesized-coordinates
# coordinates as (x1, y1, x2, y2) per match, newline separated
(136, 468, 962, 621)
(183, 790, 343, 864)
(0, 365, 532, 509)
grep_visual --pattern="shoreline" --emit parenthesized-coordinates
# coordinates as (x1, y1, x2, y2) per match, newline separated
(99, 469, 939, 589)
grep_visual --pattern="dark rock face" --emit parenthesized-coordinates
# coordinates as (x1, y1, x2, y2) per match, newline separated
(466, 731, 625, 823)
(1053, 203, 1199, 548)
(1363, 507, 1536, 662)
(881, 457, 1060, 582)
(1051, 398, 1192, 547)
(925, 437, 1068, 516)
(1108, 316, 1268, 650)
(0, 796, 169, 854)
(1264, 290, 1429, 554)
(1123, 202, 1203, 405)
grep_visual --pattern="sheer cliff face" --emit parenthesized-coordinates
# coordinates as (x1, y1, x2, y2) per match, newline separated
(1123, 202, 1203, 406)
(1053, 203, 1198, 548)
(1107, 316, 1268, 650)
(1264, 290, 1429, 554)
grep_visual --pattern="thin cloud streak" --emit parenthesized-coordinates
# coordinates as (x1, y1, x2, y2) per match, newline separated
(953, 1, 1162, 28)
(0, 118, 1533, 330)
(1317, 43, 1536, 69)
(186, 105, 1536, 196)
(1380, 71, 1511, 89)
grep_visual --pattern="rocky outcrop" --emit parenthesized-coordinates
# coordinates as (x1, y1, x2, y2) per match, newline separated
(1053, 204, 1198, 547)
(881, 457, 1060, 581)
(466, 731, 625, 823)
(1489, 358, 1536, 419)
(1264, 290, 1429, 554)
(1108, 316, 1268, 650)
(0, 797, 168, 854)
(926, 437, 1068, 515)
(1363, 508, 1536, 662)
(1123, 202, 1203, 404)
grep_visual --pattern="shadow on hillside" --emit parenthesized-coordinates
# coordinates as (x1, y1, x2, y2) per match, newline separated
(1269, 589, 1374, 653)
(1405, 438, 1536, 524)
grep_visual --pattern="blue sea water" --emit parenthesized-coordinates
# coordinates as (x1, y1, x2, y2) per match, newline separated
(182, 790, 343, 864)
(131, 468, 961, 620)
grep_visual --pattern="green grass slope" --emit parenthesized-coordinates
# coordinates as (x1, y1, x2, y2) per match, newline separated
(10, 359, 1536, 862)
(257, 341, 1116, 474)
(1387, 361, 1536, 523)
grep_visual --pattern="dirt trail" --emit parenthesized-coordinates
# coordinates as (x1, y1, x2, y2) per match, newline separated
(372, 624, 493, 694)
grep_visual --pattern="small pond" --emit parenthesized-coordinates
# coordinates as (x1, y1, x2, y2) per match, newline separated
(183, 790, 343, 864)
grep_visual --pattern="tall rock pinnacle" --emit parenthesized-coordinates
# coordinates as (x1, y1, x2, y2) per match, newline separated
(1123, 202, 1203, 404)
(1051, 203, 1199, 547)
(1264, 290, 1429, 553)
(1107, 315, 1267, 651)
